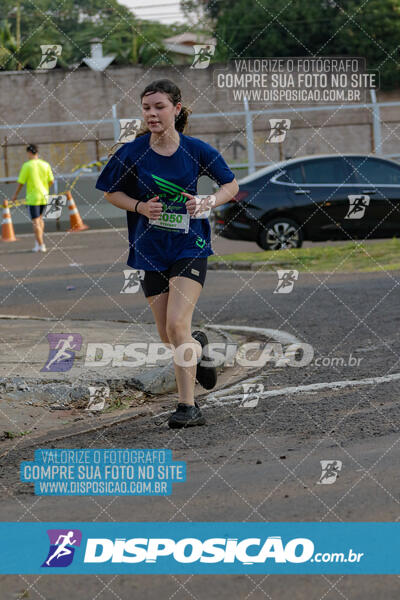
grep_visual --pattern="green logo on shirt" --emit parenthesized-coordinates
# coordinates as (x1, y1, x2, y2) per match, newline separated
(151, 174, 187, 209)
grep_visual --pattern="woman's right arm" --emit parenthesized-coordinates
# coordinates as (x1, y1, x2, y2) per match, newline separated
(104, 191, 163, 219)
(104, 190, 140, 212)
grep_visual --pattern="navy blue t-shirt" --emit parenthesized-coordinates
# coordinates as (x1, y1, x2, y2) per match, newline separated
(95, 132, 235, 270)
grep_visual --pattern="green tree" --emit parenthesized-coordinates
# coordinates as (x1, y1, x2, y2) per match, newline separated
(329, 0, 400, 89)
(195, 0, 400, 88)
(1, 0, 181, 70)
(0, 20, 19, 70)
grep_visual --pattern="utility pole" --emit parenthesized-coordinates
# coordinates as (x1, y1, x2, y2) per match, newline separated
(133, 20, 141, 64)
(132, 22, 137, 64)
(16, 0, 21, 70)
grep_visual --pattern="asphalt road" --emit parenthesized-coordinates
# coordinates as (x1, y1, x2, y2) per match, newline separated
(1, 230, 400, 599)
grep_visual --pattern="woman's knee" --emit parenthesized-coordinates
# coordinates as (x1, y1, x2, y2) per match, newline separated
(166, 315, 189, 341)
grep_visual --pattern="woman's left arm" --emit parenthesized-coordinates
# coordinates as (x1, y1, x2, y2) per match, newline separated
(212, 178, 239, 208)
(183, 178, 239, 216)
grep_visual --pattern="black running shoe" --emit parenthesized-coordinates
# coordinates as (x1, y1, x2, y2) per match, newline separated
(168, 402, 206, 429)
(192, 330, 218, 390)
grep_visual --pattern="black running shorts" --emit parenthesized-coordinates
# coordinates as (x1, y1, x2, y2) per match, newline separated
(140, 257, 208, 298)
(28, 205, 45, 219)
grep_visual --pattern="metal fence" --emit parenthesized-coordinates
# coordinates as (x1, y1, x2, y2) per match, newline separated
(1, 91, 400, 193)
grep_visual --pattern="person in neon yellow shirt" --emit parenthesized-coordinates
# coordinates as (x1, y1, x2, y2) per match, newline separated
(12, 144, 54, 252)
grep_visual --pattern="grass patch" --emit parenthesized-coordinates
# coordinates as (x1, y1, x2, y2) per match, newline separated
(2, 430, 31, 440)
(209, 238, 400, 272)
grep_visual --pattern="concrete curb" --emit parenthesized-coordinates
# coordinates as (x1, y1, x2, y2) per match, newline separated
(0, 319, 300, 413)
(0, 321, 238, 410)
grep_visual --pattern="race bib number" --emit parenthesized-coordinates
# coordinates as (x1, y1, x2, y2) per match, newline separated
(149, 211, 190, 233)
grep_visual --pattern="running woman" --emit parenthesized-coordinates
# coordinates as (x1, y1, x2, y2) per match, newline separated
(96, 79, 239, 428)
(12, 144, 54, 252)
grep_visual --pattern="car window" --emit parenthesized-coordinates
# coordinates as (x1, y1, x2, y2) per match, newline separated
(348, 157, 400, 184)
(276, 165, 304, 184)
(302, 158, 350, 184)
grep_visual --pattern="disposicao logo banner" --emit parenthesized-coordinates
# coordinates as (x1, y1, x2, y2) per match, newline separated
(0, 523, 399, 574)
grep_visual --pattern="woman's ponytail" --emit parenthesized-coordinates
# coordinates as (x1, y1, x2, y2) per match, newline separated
(174, 105, 192, 133)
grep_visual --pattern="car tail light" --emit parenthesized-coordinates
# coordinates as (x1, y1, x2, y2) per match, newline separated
(230, 190, 249, 203)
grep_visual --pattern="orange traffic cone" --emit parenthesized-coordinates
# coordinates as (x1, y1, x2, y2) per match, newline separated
(66, 191, 89, 232)
(1, 200, 17, 242)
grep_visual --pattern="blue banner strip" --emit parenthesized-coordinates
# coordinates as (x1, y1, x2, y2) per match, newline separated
(0, 522, 397, 574)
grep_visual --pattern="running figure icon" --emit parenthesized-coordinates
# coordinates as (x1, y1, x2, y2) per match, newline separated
(266, 119, 291, 143)
(44, 335, 77, 370)
(274, 269, 299, 293)
(41, 333, 82, 372)
(120, 269, 145, 293)
(45, 531, 77, 566)
(190, 45, 215, 69)
(37, 45, 62, 69)
(118, 119, 141, 143)
(317, 460, 343, 484)
(345, 195, 370, 219)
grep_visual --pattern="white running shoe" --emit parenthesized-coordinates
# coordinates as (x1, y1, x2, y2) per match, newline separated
(39, 244, 47, 252)
(32, 242, 40, 252)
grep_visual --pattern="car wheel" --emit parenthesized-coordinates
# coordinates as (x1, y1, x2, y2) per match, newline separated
(257, 217, 303, 250)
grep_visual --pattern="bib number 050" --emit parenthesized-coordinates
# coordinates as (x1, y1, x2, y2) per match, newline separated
(149, 211, 190, 233)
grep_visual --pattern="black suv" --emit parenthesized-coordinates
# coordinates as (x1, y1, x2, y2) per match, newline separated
(214, 154, 400, 249)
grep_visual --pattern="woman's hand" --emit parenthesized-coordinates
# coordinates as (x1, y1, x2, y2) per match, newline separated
(182, 192, 216, 217)
(138, 196, 163, 219)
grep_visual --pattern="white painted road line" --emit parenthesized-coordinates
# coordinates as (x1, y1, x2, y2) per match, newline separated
(152, 372, 400, 421)
(152, 373, 400, 418)
(205, 372, 400, 406)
